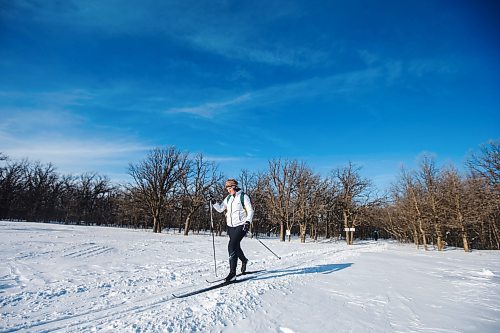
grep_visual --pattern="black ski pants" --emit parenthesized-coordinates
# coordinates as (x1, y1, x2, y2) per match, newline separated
(227, 225, 248, 274)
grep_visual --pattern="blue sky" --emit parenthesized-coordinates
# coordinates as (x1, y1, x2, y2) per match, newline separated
(1, 0, 499, 190)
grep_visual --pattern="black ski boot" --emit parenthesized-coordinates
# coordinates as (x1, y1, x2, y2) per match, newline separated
(224, 272, 236, 283)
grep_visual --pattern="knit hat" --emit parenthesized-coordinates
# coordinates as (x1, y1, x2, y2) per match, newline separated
(225, 179, 238, 188)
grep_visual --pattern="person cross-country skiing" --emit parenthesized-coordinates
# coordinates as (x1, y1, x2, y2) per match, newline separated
(213, 179, 254, 282)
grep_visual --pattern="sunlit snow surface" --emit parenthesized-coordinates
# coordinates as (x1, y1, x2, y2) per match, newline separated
(1, 221, 499, 332)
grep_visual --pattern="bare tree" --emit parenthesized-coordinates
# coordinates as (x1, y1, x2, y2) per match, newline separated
(400, 168, 428, 250)
(70, 173, 114, 225)
(418, 157, 446, 250)
(467, 140, 500, 249)
(332, 162, 373, 245)
(180, 153, 222, 235)
(441, 167, 473, 251)
(24, 162, 60, 222)
(243, 171, 270, 238)
(0, 159, 29, 219)
(237, 169, 259, 235)
(467, 140, 500, 186)
(294, 165, 321, 243)
(239, 169, 256, 194)
(128, 146, 188, 233)
(381, 200, 409, 243)
(319, 178, 340, 239)
(114, 188, 147, 228)
(266, 159, 301, 241)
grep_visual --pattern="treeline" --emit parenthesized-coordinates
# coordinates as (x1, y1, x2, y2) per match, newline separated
(0, 140, 498, 250)
(384, 148, 499, 251)
(0, 153, 117, 226)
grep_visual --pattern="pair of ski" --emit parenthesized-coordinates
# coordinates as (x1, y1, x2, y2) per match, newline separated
(172, 270, 265, 299)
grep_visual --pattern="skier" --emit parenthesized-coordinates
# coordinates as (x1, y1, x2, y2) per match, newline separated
(213, 179, 254, 282)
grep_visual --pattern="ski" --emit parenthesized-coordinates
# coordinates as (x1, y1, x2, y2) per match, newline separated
(206, 269, 265, 284)
(172, 276, 253, 298)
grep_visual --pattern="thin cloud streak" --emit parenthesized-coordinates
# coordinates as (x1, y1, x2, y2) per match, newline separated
(166, 94, 251, 118)
(183, 31, 329, 67)
(162, 66, 387, 119)
(166, 55, 454, 119)
(161, 57, 448, 127)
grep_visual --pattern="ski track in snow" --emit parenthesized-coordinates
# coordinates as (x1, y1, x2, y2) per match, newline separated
(1, 221, 499, 333)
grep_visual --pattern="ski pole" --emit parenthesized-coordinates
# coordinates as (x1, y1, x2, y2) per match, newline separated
(254, 233, 281, 259)
(209, 199, 217, 276)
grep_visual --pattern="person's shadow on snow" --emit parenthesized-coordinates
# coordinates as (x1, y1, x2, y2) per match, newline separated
(254, 263, 352, 281)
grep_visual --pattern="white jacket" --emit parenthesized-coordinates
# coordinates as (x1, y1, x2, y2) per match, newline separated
(216, 190, 254, 227)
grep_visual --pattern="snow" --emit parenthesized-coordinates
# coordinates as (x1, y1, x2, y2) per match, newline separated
(1, 221, 499, 333)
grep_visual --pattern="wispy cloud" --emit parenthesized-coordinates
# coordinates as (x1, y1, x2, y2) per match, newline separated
(2, 137, 147, 161)
(183, 30, 329, 67)
(160, 55, 454, 125)
(407, 58, 458, 77)
(0, 89, 92, 105)
(246, 56, 457, 103)
(165, 94, 251, 118)
(161, 66, 387, 123)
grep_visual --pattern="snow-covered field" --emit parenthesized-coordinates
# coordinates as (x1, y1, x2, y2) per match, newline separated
(1, 221, 499, 333)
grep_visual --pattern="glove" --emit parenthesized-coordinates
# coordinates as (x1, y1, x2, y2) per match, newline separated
(243, 222, 250, 233)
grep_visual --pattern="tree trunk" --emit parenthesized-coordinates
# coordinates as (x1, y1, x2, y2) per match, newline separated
(491, 218, 500, 250)
(343, 210, 353, 245)
(325, 218, 330, 239)
(435, 221, 444, 251)
(280, 222, 285, 242)
(419, 219, 427, 250)
(436, 233, 443, 250)
(462, 226, 470, 252)
(344, 230, 353, 245)
(183, 212, 193, 236)
(153, 214, 161, 233)
(300, 223, 306, 243)
(413, 227, 419, 248)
